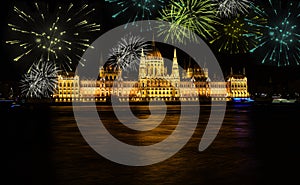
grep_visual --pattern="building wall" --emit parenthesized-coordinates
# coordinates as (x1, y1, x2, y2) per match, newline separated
(53, 49, 250, 102)
(54, 75, 80, 102)
(54, 73, 249, 102)
(227, 76, 249, 98)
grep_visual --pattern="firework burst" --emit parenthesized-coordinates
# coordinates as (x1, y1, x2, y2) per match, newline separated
(107, 34, 150, 71)
(105, 0, 165, 30)
(210, 5, 267, 54)
(20, 61, 60, 98)
(6, 2, 100, 72)
(213, 0, 253, 18)
(157, 0, 220, 44)
(250, 1, 300, 66)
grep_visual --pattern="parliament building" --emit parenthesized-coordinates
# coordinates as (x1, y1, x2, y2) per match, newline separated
(53, 45, 250, 103)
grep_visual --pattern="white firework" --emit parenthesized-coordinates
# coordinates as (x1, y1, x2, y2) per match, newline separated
(108, 34, 150, 71)
(20, 61, 60, 98)
(213, 0, 252, 17)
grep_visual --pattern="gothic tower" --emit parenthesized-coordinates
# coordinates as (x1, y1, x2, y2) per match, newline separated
(172, 48, 180, 81)
(139, 48, 146, 80)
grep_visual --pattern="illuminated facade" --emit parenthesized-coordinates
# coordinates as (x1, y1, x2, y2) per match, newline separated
(226, 68, 250, 98)
(54, 47, 250, 102)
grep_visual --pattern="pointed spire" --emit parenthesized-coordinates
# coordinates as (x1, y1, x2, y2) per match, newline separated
(75, 67, 78, 76)
(152, 33, 155, 47)
(243, 67, 246, 75)
(99, 52, 103, 66)
(230, 67, 233, 75)
(213, 73, 217, 79)
(172, 48, 179, 79)
(174, 48, 177, 58)
(141, 48, 144, 57)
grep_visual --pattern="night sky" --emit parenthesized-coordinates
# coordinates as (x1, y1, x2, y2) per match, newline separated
(1, 0, 300, 94)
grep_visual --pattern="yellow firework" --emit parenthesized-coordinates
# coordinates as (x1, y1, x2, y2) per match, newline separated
(6, 2, 100, 72)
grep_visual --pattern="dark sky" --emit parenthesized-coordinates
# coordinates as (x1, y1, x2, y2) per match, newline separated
(1, 0, 300, 93)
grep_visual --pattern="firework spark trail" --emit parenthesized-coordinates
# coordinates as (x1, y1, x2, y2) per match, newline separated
(157, 0, 220, 44)
(20, 61, 61, 98)
(249, 1, 300, 66)
(7, 2, 100, 72)
(213, 0, 252, 18)
(210, 4, 267, 54)
(105, 0, 165, 31)
(108, 34, 150, 71)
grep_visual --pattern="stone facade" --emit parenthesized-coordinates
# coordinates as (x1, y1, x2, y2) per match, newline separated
(54, 47, 249, 102)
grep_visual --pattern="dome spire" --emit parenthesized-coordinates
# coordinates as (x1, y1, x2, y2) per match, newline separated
(152, 33, 155, 47)
(146, 33, 163, 58)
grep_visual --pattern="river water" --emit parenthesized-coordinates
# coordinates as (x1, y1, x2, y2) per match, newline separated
(4, 103, 300, 185)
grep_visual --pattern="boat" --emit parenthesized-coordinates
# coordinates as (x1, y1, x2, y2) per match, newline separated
(272, 98, 297, 104)
(0, 99, 24, 111)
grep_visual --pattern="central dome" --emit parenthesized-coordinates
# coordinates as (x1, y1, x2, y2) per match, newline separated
(146, 43, 162, 59)
(147, 49, 162, 58)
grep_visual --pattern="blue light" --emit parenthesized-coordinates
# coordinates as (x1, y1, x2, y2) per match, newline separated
(232, 97, 254, 103)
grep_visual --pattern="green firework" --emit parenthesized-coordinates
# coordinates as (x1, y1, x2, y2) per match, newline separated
(250, 1, 300, 66)
(157, 0, 220, 44)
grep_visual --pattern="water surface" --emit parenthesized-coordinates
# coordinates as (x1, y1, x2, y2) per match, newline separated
(4, 103, 300, 185)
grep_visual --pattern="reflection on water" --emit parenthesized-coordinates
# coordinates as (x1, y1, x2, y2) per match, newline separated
(49, 104, 257, 185)
(5, 104, 300, 185)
